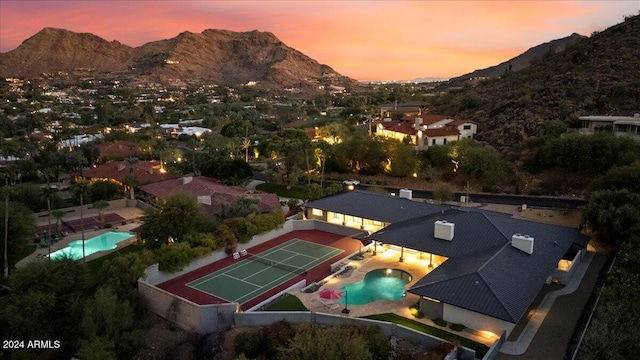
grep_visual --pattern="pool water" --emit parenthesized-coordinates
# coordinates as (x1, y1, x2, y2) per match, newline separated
(49, 231, 134, 261)
(338, 268, 412, 305)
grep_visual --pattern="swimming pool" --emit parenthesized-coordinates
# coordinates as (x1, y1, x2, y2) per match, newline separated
(49, 231, 134, 261)
(338, 268, 412, 305)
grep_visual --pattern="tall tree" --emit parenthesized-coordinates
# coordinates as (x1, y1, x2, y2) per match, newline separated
(71, 180, 91, 262)
(93, 200, 110, 228)
(40, 185, 58, 258)
(52, 209, 65, 235)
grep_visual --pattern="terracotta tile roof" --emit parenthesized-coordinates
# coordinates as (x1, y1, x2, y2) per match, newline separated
(98, 141, 139, 159)
(82, 160, 177, 185)
(379, 120, 417, 135)
(417, 114, 451, 125)
(138, 176, 281, 213)
(447, 119, 475, 126)
(423, 127, 460, 137)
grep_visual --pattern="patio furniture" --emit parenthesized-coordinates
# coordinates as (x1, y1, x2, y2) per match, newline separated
(319, 299, 340, 310)
(240, 249, 248, 256)
(232, 252, 240, 260)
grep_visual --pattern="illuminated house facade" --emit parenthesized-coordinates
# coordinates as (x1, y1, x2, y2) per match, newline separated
(376, 114, 477, 150)
(305, 191, 588, 338)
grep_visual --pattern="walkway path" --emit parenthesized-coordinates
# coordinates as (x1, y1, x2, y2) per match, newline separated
(496, 247, 607, 360)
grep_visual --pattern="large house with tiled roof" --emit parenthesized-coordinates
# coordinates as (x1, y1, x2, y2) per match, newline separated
(304, 190, 589, 338)
(81, 160, 177, 191)
(376, 114, 477, 150)
(138, 176, 281, 216)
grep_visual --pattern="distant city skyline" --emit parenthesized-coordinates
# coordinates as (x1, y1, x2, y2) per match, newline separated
(1, 1, 638, 81)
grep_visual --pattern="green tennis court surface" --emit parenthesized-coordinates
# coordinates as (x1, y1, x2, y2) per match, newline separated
(187, 239, 344, 304)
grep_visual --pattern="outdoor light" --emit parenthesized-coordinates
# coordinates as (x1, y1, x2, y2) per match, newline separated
(347, 184, 354, 191)
(342, 291, 350, 314)
(386, 268, 392, 274)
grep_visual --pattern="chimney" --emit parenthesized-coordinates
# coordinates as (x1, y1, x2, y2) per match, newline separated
(182, 176, 193, 184)
(415, 118, 423, 128)
(399, 188, 412, 200)
(434, 220, 454, 241)
(512, 234, 534, 254)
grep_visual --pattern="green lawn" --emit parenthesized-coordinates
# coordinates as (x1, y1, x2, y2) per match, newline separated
(87, 243, 145, 273)
(362, 313, 489, 358)
(256, 183, 306, 199)
(263, 294, 309, 311)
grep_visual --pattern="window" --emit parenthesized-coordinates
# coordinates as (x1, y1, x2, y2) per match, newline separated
(373, 220, 383, 226)
(311, 209, 323, 216)
(463, 125, 471, 130)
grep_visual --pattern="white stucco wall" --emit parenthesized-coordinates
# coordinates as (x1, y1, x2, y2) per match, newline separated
(443, 303, 514, 338)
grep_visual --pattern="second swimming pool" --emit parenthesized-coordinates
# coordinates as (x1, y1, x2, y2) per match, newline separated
(49, 231, 134, 261)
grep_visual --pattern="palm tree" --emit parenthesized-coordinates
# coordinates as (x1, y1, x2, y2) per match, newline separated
(70, 180, 91, 263)
(2, 178, 10, 279)
(52, 209, 65, 235)
(40, 185, 58, 258)
(241, 138, 251, 162)
(93, 200, 110, 228)
(124, 157, 139, 200)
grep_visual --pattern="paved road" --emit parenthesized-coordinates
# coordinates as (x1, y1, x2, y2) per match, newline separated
(495, 249, 607, 360)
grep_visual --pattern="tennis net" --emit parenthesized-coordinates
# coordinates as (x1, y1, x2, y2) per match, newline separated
(246, 253, 307, 275)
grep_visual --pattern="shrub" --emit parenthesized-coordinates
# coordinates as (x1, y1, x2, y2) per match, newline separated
(449, 323, 466, 332)
(157, 242, 194, 272)
(234, 330, 268, 359)
(433, 318, 447, 327)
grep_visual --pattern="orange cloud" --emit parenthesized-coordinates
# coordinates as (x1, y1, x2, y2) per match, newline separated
(1, 1, 637, 80)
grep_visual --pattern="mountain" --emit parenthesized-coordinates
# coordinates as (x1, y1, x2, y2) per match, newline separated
(0, 28, 355, 92)
(431, 14, 640, 151)
(451, 33, 586, 82)
(0, 27, 134, 75)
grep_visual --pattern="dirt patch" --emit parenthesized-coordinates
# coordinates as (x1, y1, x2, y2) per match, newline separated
(133, 313, 200, 360)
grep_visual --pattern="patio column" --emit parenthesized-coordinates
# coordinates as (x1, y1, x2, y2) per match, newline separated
(373, 241, 377, 256)
(429, 253, 433, 268)
(399, 247, 404, 262)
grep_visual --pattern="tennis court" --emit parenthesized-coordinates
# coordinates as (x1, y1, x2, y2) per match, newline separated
(187, 238, 343, 304)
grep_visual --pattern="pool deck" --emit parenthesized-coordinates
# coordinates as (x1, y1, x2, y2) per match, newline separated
(291, 248, 498, 347)
(17, 206, 144, 268)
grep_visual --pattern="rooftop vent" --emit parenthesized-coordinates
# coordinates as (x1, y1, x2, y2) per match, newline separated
(399, 188, 412, 200)
(434, 220, 454, 241)
(117, 163, 126, 171)
(512, 234, 534, 254)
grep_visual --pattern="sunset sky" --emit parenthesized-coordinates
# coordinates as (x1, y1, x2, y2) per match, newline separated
(1, 1, 638, 80)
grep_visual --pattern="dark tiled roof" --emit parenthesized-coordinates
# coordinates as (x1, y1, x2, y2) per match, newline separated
(306, 191, 589, 323)
(370, 210, 508, 257)
(306, 190, 446, 223)
(405, 208, 588, 322)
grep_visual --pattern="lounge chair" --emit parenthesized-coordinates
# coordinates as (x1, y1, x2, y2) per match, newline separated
(319, 299, 341, 310)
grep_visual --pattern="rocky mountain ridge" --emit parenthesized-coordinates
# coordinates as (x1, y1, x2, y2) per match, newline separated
(0, 28, 356, 92)
(450, 33, 586, 82)
(432, 14, 640, 153)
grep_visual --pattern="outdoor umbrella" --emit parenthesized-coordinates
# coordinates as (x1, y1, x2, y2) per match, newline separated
(319, 287, 343, 300)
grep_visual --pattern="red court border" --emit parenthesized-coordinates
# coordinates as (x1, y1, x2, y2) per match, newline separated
(157, 230, 363, 310)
